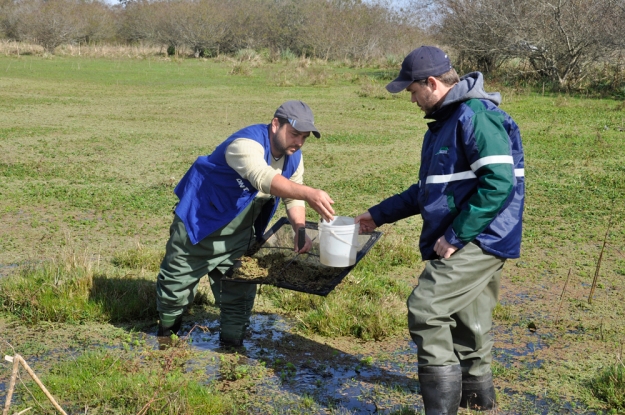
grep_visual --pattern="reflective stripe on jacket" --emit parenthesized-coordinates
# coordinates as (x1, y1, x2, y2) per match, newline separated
(370, 97, 524, 260)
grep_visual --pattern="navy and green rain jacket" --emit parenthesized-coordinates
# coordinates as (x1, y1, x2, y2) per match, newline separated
(369, 72, 525, 260)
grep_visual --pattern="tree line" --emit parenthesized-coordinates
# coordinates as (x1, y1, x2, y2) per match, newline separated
(432, 0, 625, 90)
(1, 0, 624, 91)
(0, 0, 426, 60)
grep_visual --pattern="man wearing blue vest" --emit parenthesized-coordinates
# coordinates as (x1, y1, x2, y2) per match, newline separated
(156, 100, 335, 347)
(356, 47, 524, 414)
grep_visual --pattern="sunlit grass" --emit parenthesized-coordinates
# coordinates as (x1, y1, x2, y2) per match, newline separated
(112, 244, 164, 272)
(259, 237, 419, 340)
(0, 249, 157, 324)
(18, 348, 229, 414)
(591, 361, 625, 412)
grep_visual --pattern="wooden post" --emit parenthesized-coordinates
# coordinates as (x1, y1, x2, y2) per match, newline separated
(2, 355, 19, 415)
(2, 355, 68, 415)
(588, 208, 613, 304)
(555, 268, 572, 325)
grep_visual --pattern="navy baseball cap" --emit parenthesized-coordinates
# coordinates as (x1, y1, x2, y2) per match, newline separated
(386, 46, 453, 93)
(274, 100, 320, 138)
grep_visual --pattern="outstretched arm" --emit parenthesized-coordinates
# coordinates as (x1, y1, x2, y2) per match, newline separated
(271, 174, 335, 223)
(225, 138, 335, 222)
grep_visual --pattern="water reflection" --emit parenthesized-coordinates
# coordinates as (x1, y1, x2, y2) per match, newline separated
(149, 313, 596, 414)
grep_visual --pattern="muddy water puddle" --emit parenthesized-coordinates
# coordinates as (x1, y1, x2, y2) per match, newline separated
(147, 314, 594, 414)
(0, 313, 595, 414)
(158, 314, 421, 413)
(492, 324, 550, 370)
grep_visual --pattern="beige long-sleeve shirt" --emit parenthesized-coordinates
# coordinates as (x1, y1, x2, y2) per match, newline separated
(225, 138, 305, 210)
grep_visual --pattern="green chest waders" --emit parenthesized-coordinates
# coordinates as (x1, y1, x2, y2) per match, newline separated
(156, 196, 272, 343)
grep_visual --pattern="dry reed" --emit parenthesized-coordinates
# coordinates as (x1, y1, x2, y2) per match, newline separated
(0, 40, 163, 59)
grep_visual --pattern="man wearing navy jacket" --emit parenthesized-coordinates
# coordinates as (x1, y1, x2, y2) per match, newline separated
(156, 101, 335, 347)
(356, 47, 525, 414)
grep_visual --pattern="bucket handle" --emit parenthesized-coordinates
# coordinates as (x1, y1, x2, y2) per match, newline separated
(328, 229, 361, 249)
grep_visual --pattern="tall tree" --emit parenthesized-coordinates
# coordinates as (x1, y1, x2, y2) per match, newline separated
(20, 0, 85, 53)
(434, 0, 623, 86)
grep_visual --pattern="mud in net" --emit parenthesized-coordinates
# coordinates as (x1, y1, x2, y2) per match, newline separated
(222, 217, 382, 296)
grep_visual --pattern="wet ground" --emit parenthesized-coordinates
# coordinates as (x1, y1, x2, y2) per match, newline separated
(147, 312, 598, 415)
(0, 277, 609, 415)
(154, 313, 421, 414)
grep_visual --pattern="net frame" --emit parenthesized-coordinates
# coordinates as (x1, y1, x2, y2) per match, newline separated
(222, 217, 383, 296)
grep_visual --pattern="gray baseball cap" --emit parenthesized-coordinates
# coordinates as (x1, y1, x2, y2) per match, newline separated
(274, 100, 321, 138)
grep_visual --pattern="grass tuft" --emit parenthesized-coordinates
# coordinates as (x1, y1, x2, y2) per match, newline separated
(17, 348, 229, 414)
(261, 238, 418, 341)
(0, 40, 164, 59)
(301, 287, 408, 340)
(272, 63, 332, 87)
(296, 238, 416, 340)
(112, 244, 164, 272)
(493, 302, 513, 321)
(0, 252, 157, 324)
(590, 360, 625, 411)
(262, 282, 410, 340)
(357, 76, 394, 99)
(229, 62, 252, 76)
(280, 48, 297, 61)
(357, 236, 422, 273)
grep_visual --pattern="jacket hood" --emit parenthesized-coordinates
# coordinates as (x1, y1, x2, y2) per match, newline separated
(438, 71, 501, 111)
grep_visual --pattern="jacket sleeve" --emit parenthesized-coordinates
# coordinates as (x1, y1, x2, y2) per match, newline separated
(225, 138, 277, 192)
(369, 183, 421, 227)
(283, 157, 305, 210)
(445, 103, 515, 248)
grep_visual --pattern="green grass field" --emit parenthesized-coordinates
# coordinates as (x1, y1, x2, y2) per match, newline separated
(1, 54, 624, 414)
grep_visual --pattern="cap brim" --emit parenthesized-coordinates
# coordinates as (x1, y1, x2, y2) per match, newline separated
(291, 121, 321, 138)
(385, 78, 413, 94)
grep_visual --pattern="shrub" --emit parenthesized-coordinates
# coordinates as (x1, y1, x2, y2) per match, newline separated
(229, 62, 251, 76)
(235, 48, 257, 61)
(280, 48, 296, 62)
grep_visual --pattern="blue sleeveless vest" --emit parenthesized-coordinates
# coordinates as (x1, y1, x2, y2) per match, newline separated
(174, 124, 301, 244)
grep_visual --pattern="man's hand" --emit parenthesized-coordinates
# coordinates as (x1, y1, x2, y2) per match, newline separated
(304, 188, 335, 223)
(434, 236, 458, 259)
(270, 175, 335, 223)
(286, 207, 316, 253)
(355, 211, 378, 233)
(293, 232, 313, 253)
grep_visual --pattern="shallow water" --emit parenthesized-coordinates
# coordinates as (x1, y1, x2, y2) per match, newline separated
(154, 314, 421, 413)
(0, 263, 19, 278)
(0, 311, 595, 414)
(148, 313, 597, 415)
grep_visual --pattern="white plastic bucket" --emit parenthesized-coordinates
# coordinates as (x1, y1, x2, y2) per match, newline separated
(319, 216, 360, 267)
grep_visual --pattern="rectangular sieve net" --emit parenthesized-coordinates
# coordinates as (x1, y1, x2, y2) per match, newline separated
(222, 217, 382, 296)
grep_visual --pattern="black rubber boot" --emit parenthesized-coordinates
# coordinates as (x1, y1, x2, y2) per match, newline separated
(460, 372, 496, 411)
(219, 334, 244, 348)
(418, 365, 462, 415)
(157, 315, 183, 337)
